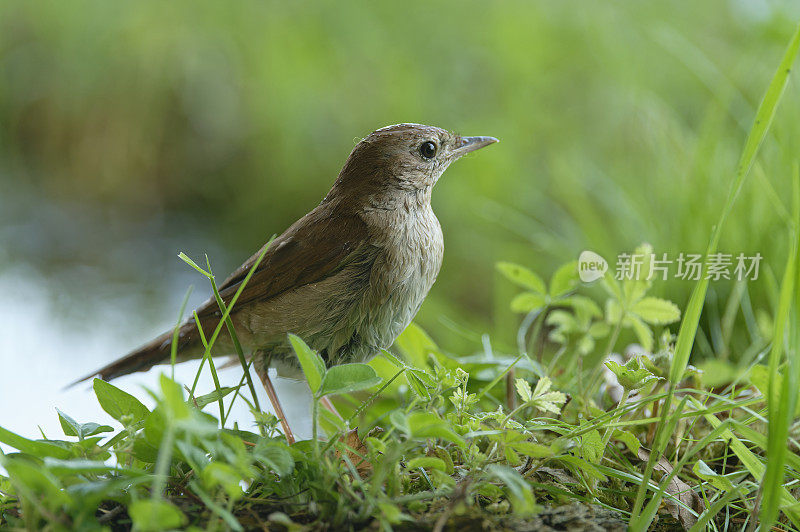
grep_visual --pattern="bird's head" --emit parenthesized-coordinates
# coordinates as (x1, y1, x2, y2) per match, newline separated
(329, 123, 497, 204)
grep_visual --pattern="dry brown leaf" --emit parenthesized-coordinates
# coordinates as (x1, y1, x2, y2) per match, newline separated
(535, 466, 579, 485)
(335, 427, 383, 476)
(637, 447, 701, 529)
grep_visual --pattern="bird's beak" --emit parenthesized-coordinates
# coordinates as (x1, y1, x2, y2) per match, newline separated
(451, 135, 499, 159)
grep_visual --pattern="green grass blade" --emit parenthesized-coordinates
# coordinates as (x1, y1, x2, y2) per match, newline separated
(208, 272, 261, 414)
(701, 401, 800, 527)
(761, 163, 800, 527)
(688, 485, 750, 532)
(189, 312, 225, 424)
(189, 310, 211, 397)
(670, 22, 800, 386)
(475, 353, 523, 402)
(630, 23, 800, 524)
(223, 360, 253, 426)
(178, 252, 212, 278)
(170, 285, 194, 380)
(632, 419, 734, 529)
(182, 237, 275, 416)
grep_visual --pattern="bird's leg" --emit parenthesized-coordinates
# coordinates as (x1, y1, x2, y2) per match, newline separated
(255, 365, 295, 445)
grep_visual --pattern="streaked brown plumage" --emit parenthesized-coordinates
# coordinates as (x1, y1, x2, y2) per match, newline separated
(76, 123, 497, 391)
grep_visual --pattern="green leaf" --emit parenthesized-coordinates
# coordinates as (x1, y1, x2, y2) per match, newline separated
(632, 297, 681, 325)
(406, 371, 431, 399)
(449, 388, 478, 411)
(394, 322, 440, 368)
(693, 460, 735, 491)
(93, 379, 150, 425)
(746, 364, 800, 416)
(509, 441, 553, 458)
(143, 406, 168, 447)
(187, 481, 244, 532)
(2, 458, 69, 504)
(408, 367, 437, 388)
(407, 456, 447, 471)
(485, 464, 537, 516)
(580, 429, 604, 463)
(288, 334, 326, 394)
(133, 436, 160, 463)
(605, 298, 623, 324)
(389, 410, 410, 434)
(696, 359, 741, 388)
(159, 374, 190, 420)
(191, 386, 237, 409)
(504, 446, 522, 466)
(316, 404, 343, 433)
(576, 334, 596, 355)
(558, 455, 608, 482)
(601, 275, 623, 302)
(549, 261, 579, 298)
(43, 457, 142, 476)
(625, 314, 654, 352)
(254, 441, 294, 477)
(129, 499, 187, 531)
(0, 426, 71, 459)
(365, 437, 386, 454)
(529, 377, 567, 414)
(514, 378, 532, 403)
(406, 411, 465, 447)
(748, 364, 770, 395)
(56, 409, 113, 439)
(612, 430, 641, 454)
(378, 502, 406, 525)
(605, 358, 658, 391)
(588, 321, 610, 338)
(318, 363, 382, 397)
(379, 348, 406, 368)
(202, 462, 244, 500)
(622, 243, 654, 304)
(510, 292, 547, 313)
(562, 295, 603, 319)
(496, 262, 546, 294)
(545, 310, 578, 333)
(473, 481, 505, 500)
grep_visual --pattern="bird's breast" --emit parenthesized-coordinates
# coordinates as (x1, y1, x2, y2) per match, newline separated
(358, 206, 444, 350)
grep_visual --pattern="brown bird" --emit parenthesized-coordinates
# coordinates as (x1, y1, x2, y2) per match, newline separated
(76, 123, 497, 442)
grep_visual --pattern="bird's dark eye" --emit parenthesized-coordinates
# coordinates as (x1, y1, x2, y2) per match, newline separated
(419, 141, 437, 159)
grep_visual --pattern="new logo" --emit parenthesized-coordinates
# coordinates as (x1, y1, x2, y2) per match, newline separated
(578, 250, 608, 282)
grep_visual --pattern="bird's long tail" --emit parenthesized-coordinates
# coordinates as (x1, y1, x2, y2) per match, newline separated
(68, 320, 206, 387)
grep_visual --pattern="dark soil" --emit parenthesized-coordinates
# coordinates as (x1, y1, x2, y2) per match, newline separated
(397, 503, 630, 532)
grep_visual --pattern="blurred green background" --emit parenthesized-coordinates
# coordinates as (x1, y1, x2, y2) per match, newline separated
(1, 0, 799, 360)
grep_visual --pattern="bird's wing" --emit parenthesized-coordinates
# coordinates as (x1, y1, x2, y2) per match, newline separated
(67, 202, 371, 386)
(196, 203, 371, 320)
